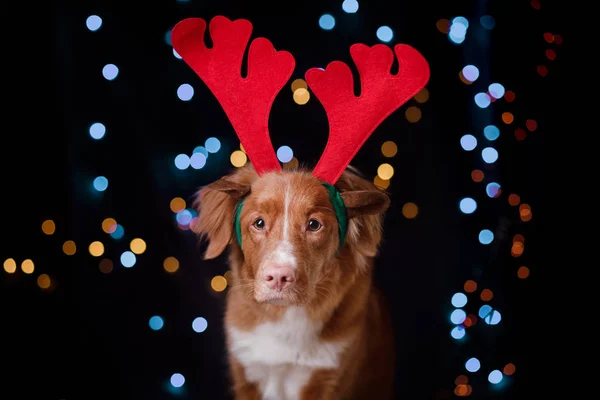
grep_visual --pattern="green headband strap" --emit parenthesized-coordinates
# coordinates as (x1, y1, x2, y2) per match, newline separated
(234, 183, 347, 252)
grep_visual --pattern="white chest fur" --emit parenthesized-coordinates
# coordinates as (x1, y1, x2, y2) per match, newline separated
(227, 307, 347, 400)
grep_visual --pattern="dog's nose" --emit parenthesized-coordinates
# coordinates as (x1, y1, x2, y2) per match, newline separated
(263, 265, 295, 291)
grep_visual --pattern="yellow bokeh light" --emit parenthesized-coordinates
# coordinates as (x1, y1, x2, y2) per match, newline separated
(211, 275, 228, 292)
(377, 163, 394, 180)
(130, 238, 147, 254)
(3, 258, 17, 273)
(170, 198, 186, 213)
(291, 78, 307, 92)
(414, 88, 429, 103)
(164, 256, 179, 273)
(99, 259, 113, 274)
(381, 141, 398, 158)
(101, 218, 117, 234)
(22, 259, 34, 274)
(402, 202, 418, 219)
(63, 240, 76, 255)
(373, 176, 390, 190)
(240, 143, 245, 153)
(283, 157, 299, 170)
(37, 273, 51, 289)
(41, 220, 56, 235)
(89, 241, 105, 257)
(224, 270, 233, 284)
(405, 106, 422, 123)
(230, 150, 247, 168)
(293, 88, 310, 105)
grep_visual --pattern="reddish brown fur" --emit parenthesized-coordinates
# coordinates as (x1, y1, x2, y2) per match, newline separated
(193, 164, 395, 399)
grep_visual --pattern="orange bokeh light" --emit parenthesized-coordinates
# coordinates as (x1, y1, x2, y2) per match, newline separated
(455, 375, 468, 385)
(526, 120, 538, 131)
(436, 19, 450, 34)
(511, 242, 525, 257)
(543, 32, 554, 43)
(502, 112, 514, 124)
(515, 128, 527, 141)
(504, 363, 516, 375)
(518, 266, 530, 279)
(513, 234, 525, 244)
(481, 289, 493, 301)
(464, 280, 477, 293)
(504, 90, 515, 102)
(471, 170, 484, 182)
(508, 194, 521, 206)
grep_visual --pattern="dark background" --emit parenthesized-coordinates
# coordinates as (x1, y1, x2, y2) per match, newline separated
(3, 0, 562, 398)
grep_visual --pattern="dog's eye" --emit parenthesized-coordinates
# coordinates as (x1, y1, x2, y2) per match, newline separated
(253, 218, 265, 229)
(307, 219, 321, 231)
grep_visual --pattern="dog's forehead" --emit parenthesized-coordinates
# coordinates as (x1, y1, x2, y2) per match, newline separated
(250, 172, 328, 207)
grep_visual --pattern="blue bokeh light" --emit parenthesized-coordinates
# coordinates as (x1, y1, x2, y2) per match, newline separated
(89, 122, 106, 140)
(121, 251, 136, 268)
(176, 209, 193, 226)
(93, 176, 109, 191)
(193, 146, 208, 157)
(451, 292, 468, 308)
(377, 26, 394, 42)
(484, 310, 502, 325)
(479, 229, 494, 244)
(453, 16, 469, 28)
(205, 137, 221, 153)
(192, 317, 208, 333)
(110, 224, 125, 239)
(451, 326, 465, 339)
(450, 309, 467, 324)
(484, 125, 500, 141)
(177, 84, 194, 101)
(342, 0, 359, 13)
(173, 48, 182, 59)
(171, 373, 185, 388)
(449, 22, 467, 44)
(465, 357, 481, 372)
(482, 147, 499, 163)
(276, 146, 294, 163)
(459, 198, 477, 214)
(149, 316, 164, 331)
(488, 370, 503, 384)
(165, 29, 172, 46)
(174, 154, 190, 170)
(86, 15, 102, 31)
(102, 64, 119, 80)
(475, 93, 491, 108)
(462, 65, 479, 82)
(319, 14, 335, 30)
(488, 83, 505, 99)
(486, 182, 501, 198)
(190, 153, 207, 170)
(460, 134, 477, 151)
(480, 15, 496, 30)
(479, 304, 492, 319)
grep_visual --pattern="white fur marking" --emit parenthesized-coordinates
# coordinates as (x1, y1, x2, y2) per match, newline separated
(228, 307, 348, 399)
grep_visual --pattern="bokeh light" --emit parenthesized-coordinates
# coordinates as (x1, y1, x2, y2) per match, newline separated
(486, 182, 501, 198)
(63, 240, 76, 255)
(451, 292, 468, 308)
(192, 317, 208, 333)
(451, 326, 466, 339)
(519, 204, 532, 222)
(93, 176, 109, 191)
(170, 198, 186, 213)
(42, 220, 56, 235)
(488, 83, 505, 99)
(99, 259, 113, 274)
(488, 370, 503, 384)
(462, 65, 479, 82)
(502, 112, 514, 124)
(537, 65, 548, 77)
(484, 310, 502, 325)
(149, 316, 164, 331)
(100, 219, 117, 235)
(293, 88, 310, 105)
(110, 224, 125, 239)
(193, 146, 208, 157)
(402, 202, 418, 219)
(517, 266, 530, 279)
(482, 147, 498, 163)
(480, 289, 493, 301)
(171, 373, 185, 388)
(377, 163, 394, 180)
(405, 106, 421, 122)
(504, 363, 516, 375)
(460, 134, 477, 151)
(174, 154, 190, 170)
(89, 122, 106, 139)
(86, 15, 102, 31)
(176, 209, 193, 226)
(283, 157, 299, 170)
(381, 141, 398, 157)
(505, 90, 516, 102)
(89, 241, 105, 257)
(120, 251, 136, 268)
(177, 83, 194, 101)
(459, 198, 477, 214)
(480, 15, 495, 29)
(475, 93, 491, 108)
(376, 26, 394, 42)
(130, 238, 146, 254)
(448, 18, 467, 44)
(483, 125, 500, 141)
(464, 280, 477, 293)
(471, 170, 484, 182)
(479, 304, 492, 319)
(436, 19, 450, 34)
(22, 259, 34, 274)
(526, 119, 538, 131)
(342, 0, 359, 13)
(163, 256, 179, 273)
(211, 276, 227, 292)
(479, 229, 494, 245)
(546, 49, 556, 60)
(374, 176, 390, 190)
(466, 357, 481, 372)
(450, 309, 467, 324)
(4, 258, 17, 273)
(205, 137, 221, 153)
(190, 153, 207, 169)
(102, 64, 119, 80)
(291, 78, 307, 92)
(173, 48, 182, 59)
(515, 128, 527, 141)
(455, 375, 468, 385)
(508, 194, 520, 206)
(37, 274, 51, 289)
(319, 14, 335, 30)
(414, 88, 429, 103)
(276, 146, 294, 163)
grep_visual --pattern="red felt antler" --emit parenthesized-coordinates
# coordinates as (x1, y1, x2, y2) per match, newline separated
(305, 44, 430, 184)
(171, 16, 295, 175)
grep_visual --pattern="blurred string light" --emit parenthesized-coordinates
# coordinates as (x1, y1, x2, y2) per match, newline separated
(130, 238, 146, 254)
(479, 229, 494, 245)
(192, 317, 208, 333)
(93, 176, 109, 191)
(508, 194, 520, 206)
(102, 64, 119, 80)
(480, 15, 495, 29)
(110, 224, 125, 239)
(170, 198, 186, 213)
(373, 176, 390, 190)
(89, 122, 106, 139)
(451, 292, 468, 308)
(448, 17, 468, 44)
(177, 84, 194, 101)
(381, 141, 397, 157)
(502, 112, 514, 124)
(402, 203, 418, 219)
(120, 251, 136, 268)
(42, 220, 56, 235)
(471, 169, 484, 182)
(376, 26, 394, 42)
(176, 209, 194, 226)
(504, 363, 516, 375)
(319, 14, 335, 30)
(474, 92, 491, 108)
(173, 48, 182, 59)
(518, 266, 530, 279)
(405, 106, 421, 122)
(342, 0, 359, 13)
(3, 258, 17, 273)
(451, 326, 465, 339)
(488, 83, 505, 99)
(481, 289, 493, 301)
(211, 275, 227, 292)
(514, 128, 527, 141)
(486, 182, 501, 198)
(459, 198, 477, 214)
(193, 146, 208, 157)
(293, 88, 310, 105)
(519, 204, 532, 222)
(464, 280, 477, 293)
(149, 316, 164, 331)
(276, 146, 293, 163)
(205, 137, 221, 153)
(284, 157, 299, 170)
(414, 88, 429, 103)
(291, 78, 307, 92)
(488, 370, 503, 384)
(102, 218, 117, 233)
(483, 125, 500, 141)
(37, 274, 51, 289)
(466, 357, 481, 372)
(190, 152, 206, 169)
(230, 150, 247, 168)
(171, 373, 185, 388)
(450, 309, 467, 324)
(175, 154, 190, 170)
(63, 240, 76, 255)
(99, 259, 113, 273)
(164, 29, 172, 46)
(526, 119, 537, 131)
(461, 65, 479, 83)
(163, 256, 179, 273)
(86, 15, 102, 31)
(89, 241, 105, 257)
(22, 259, 34, 274)
(482, 147, 498, 163)
(505, 91, 516, 102)
(460, 134, 477, 151)
(377, 163, 394, 180)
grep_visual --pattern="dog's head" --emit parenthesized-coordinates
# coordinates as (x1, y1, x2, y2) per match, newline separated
(193, 165, 389, 307)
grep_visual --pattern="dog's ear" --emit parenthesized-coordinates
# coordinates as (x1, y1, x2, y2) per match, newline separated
(192, 167, 256, 259)
(340, 190, 390, 219)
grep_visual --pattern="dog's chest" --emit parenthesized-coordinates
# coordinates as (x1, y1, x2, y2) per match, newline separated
(227, 307, 346, 399)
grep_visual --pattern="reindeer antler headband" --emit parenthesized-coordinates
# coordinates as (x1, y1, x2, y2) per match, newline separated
(171, 16, 430, 250)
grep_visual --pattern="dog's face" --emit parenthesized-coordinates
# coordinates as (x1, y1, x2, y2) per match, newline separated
(193, 165, 390, 307)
